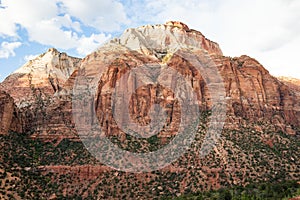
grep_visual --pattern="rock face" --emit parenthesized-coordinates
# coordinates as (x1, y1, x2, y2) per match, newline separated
(213, 55, 300, 133)
(1, 21, 299, 137)
(119, 21, 223, 56)
(75, 22, 300, 141)
(165, 21, 190, 31)
(1, 48, 81, 107)
(0, 48, 81, 136)
(0, 90, 22, 134)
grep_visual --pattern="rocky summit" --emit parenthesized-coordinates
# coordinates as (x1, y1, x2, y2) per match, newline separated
(1, 48, 81, 107)
(0, 21, 299, 199)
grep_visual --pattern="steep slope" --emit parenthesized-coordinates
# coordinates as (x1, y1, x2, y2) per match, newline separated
(1, 48, 81, 107)
(0, 48, 81, 137)
(213, 55, 300, 134)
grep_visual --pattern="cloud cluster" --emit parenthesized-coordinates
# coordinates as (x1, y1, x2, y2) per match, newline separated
(0, 41, 22, 59)
(60, 0, 129, 32)
(0, 0, 128, 56)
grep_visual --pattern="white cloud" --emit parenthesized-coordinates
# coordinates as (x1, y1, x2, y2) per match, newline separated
(0, 0, 58, 37)
(257, 35, 300, 78)
(27, 19, 111, 55)
(214, 0, 300, 78)
(76, 33, 111, 55)
(213, 0, 300, 54)
(0, 15, 18, 37)
(58, 14, 82, 33)
(59, 0, 130, 32)
(0, 0, 127, 55)
(27, 19, 81, 49)
(0, 0, 129, 35)
(0, 41, 22, 59)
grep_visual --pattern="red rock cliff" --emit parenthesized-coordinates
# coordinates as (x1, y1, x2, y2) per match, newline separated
(0, 90, 22, 134)
(1, 22, 299, 138)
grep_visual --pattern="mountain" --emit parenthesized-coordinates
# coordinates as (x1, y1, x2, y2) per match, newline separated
(1, 48, 81, 139)
(1, 48, 81, 107)
(0, 21, 299, 199)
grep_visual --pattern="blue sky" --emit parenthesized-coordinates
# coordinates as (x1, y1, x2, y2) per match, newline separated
(1, 0, 300, 82)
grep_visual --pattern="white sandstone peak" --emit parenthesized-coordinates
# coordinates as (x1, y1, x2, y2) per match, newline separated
(118, 21, 223, 56)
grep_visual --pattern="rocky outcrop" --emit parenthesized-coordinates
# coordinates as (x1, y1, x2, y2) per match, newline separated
(213, 55, 300, 133)
(1, 48, 81, 107)
(0, 90, 22, 134)
(0, 48, 81, 137)
(118, 21, 223, 57)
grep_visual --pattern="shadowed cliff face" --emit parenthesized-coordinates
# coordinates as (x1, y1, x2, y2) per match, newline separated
(213, 55, 300, 134)
(0, 90, 22, 134)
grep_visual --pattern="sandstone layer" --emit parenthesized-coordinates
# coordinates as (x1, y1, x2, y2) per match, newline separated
(0, 90, 22, 134)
